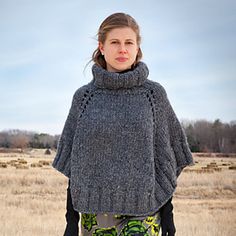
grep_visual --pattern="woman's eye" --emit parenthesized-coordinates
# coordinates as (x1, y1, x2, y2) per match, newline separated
(126, 42, 134, 45)
(111, 41, 118, 44)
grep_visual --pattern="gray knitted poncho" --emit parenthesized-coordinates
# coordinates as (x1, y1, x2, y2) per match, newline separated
(52, 61, 194, 216)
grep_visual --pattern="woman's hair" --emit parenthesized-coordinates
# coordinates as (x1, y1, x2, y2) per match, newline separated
(92, 12, 143, 69)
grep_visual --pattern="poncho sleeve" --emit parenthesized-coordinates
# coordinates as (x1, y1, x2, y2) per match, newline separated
(52, 90, 81, 178)
(155, 84, 195, 177)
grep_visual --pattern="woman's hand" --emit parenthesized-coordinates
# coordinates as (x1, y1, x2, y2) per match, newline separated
(160, 197, 176, 236)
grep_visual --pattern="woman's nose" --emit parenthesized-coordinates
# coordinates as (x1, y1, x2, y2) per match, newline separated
(119, 44, 127, 54)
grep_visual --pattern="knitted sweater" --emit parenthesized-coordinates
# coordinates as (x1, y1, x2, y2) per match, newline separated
(52, 61, 194, 216)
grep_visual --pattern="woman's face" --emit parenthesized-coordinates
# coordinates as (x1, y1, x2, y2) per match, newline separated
(99, 27, 139, 72)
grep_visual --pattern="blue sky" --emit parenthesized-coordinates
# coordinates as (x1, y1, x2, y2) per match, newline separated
(0, 0, 235, 135)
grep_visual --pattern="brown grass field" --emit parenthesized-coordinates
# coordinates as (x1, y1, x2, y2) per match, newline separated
(0, 149, 235, 236)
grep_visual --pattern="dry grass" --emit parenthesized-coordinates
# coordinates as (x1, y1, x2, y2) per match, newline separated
(0, 150, 235, 236)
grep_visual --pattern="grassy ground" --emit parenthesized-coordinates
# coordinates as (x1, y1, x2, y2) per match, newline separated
(0, 150, 235, 236)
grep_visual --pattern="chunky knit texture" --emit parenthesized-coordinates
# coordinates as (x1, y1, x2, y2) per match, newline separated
(52, 61, 194, 216)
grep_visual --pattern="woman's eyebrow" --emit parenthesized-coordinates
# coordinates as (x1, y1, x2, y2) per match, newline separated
(109, 38, 135, 41)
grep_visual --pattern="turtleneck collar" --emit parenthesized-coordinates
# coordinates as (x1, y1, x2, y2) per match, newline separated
(92, 61, 149, 89)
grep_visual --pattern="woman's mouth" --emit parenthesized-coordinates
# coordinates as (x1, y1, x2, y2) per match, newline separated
(116, 57, 128, 62)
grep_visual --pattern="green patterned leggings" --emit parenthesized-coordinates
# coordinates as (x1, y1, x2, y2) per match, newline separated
(81, 211, 161, 236)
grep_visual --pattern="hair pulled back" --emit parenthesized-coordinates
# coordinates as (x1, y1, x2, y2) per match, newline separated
(92, 12, 143, 69)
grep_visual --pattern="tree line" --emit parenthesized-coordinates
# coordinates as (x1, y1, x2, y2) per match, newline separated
(182, 119, 236, 153)
(0, 119, 235, 153)
(0, 129, 59, 149)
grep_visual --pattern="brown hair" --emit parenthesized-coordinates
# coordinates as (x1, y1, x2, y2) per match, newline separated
(92, 12, 143, 69)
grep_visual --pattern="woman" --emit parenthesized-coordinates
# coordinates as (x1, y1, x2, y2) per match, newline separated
(52, 12, 194, 236)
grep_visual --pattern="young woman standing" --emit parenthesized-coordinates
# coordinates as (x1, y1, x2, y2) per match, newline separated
(53, 12, 194, 236)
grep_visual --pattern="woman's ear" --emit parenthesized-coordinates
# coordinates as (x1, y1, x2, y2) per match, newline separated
(99, 42, 104, 55)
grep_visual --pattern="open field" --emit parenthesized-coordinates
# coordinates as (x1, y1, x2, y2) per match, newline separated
(0, 150, 236, 236)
